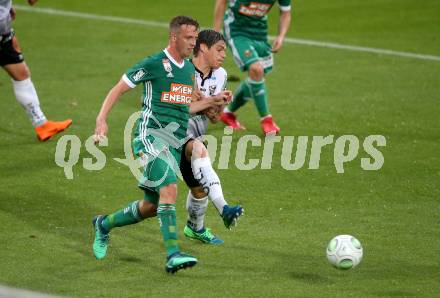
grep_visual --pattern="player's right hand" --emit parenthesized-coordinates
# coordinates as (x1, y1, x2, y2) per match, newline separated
(271, 36, 284, 53)
(94, 119, 108, 144)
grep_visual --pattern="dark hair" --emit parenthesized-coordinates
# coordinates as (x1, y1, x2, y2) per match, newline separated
(169, 16, 199, 32)
(193, 29, 226, 56)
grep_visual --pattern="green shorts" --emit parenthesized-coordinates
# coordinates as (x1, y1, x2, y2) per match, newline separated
(132, 135, 182, 205)
(226, 35, 273, 73)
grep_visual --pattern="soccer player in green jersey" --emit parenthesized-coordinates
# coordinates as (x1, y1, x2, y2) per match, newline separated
(92, 16, 200, 274)
(214, 0, 292, 135)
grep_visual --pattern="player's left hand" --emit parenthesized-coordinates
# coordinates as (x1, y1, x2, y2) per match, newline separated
(271, 36, 284, 53)
(27, 0, 38, 6)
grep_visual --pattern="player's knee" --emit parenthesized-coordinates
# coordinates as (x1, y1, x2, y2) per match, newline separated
(191, 140, 208, 158)
(198, 144, 208, 158)
(191, 186, 207, 199)
(10, 65, 30, 81)
(159, 184, 177, 202)
(249, 62, 264, 81)
(138, 200, 157, 218)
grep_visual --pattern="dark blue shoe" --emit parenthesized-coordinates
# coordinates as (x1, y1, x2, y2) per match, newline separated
(222, 205, 244, 229)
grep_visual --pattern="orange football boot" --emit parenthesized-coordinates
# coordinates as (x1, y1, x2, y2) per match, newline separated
(35, 119, 73, 141)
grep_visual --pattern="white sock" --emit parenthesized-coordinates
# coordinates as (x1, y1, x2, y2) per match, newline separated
(260, 114, 272, 121)
(192, 156, 227, 214)
(12, 78, 47, 127)
(186, 192, 208, 231)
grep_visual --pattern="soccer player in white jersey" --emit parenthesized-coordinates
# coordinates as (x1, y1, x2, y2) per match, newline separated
(0, 0, 72, 141)
(180, 29, 244, 244)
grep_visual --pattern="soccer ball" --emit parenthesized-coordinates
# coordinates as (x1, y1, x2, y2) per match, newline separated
(326, 235, 363, 270)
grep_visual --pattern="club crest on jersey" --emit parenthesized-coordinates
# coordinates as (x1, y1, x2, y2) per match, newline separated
(162, 59, 173, 78)
(209, 85, 216, 96)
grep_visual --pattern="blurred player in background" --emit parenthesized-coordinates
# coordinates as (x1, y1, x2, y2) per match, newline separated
(181, 29, 244, 245)
(214, 0, 291, 135)
(0, 0, 72, 141)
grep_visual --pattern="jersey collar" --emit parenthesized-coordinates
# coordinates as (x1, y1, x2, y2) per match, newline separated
(191, 60, 213, 87)
(163, 48, 185, 69)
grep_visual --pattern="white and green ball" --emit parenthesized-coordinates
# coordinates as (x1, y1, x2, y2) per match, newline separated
(326, 235, 363, 270)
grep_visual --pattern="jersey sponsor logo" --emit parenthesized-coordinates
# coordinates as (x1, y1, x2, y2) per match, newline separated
(161, 83, 193, 105)
(238, 2, 271, 17)
(131, 68, 147, 82)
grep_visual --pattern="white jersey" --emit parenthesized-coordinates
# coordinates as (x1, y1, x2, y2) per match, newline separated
(187, 65, 227, 139)
(0, 0, 12, 35)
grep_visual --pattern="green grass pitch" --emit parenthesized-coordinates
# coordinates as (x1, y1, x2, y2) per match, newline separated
(0, 0, 439, 297)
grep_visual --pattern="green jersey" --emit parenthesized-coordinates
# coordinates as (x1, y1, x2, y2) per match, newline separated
(123, 49, 195, 154)
(224, 0, 291, 41)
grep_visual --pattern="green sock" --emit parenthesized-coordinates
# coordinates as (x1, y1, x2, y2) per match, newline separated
(101, 200, 143, 232)
(248, 78, 269, 117)
(228, 80, 251, 112)
(157, 204, 179, 257)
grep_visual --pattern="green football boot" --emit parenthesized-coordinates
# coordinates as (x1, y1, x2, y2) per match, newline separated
(183, 225, 224, 245)
(165, 252, 198, 273)
(222, 205, 244, 229)
(92, 215, 109, 260)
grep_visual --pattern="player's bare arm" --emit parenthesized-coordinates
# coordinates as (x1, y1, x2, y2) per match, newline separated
(214, 0, 227, 32)
(94, 79, 131, 142)
(191, 88, 203, 102)
(272, 9, 291, 53)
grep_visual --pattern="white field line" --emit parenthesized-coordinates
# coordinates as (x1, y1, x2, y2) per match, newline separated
(0, 285, 62, 298)
(14, 5, 440, 62)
